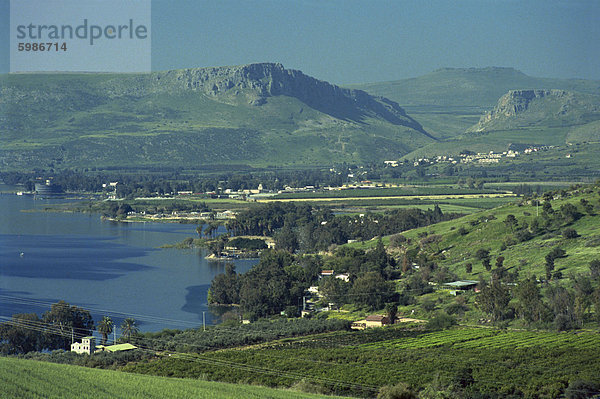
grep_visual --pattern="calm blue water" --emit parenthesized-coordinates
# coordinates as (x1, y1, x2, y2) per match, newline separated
(0, 190, 257, 332)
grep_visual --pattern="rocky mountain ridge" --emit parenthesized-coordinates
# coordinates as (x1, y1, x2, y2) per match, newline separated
(469, 89, 600, 132)
(0, 63, 433, 169)
(94, 63, 427, 132)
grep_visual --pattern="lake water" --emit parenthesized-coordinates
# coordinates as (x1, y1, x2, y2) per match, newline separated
(0, 190, 257, 332)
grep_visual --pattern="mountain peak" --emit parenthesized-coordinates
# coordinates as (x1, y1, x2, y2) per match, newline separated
(146, 63, 427, 131)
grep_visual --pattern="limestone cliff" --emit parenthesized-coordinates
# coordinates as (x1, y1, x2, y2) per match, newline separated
(469, 89, 600, 132)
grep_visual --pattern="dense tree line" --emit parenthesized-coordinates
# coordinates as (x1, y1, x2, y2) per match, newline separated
(228, 202, 452, 253)
(476, 259, 600, 330)
(0, 301, 141, 355)
(209, 240, 399, 317)
(0, 168, 347, 197)
(0, 301, 93, 354)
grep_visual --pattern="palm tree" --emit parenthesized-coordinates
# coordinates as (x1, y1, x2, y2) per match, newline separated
(120, 317, 139, 341)
(97, 316, 113, 345)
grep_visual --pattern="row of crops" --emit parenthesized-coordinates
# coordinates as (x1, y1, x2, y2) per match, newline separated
(123, 326, 600, 397)
(357, 327, 600, 351)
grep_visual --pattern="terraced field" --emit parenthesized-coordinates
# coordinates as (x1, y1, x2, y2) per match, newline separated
(358, 328, 600, 351)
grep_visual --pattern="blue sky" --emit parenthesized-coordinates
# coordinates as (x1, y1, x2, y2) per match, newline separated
(1, 0, 599, 83)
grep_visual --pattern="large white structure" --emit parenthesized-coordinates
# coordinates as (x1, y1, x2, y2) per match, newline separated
(71, 336, 96, 355)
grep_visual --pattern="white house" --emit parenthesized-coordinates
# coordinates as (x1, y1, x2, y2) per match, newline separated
(71, 336, 96, 355)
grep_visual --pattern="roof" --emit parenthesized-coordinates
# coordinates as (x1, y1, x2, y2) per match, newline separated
(366, 315, 388, 322)
(102, 343, 137, 352)
(444, 280, 479, 288)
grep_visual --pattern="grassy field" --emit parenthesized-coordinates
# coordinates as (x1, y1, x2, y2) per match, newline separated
(0, 356, 344, 399)
(123, 326, 600, 398)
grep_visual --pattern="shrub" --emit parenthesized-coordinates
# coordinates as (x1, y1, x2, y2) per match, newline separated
(426, 312, 457, 330)
(565, 380, 600, 399)
(377, 383, 418, 399)
(421, 299, 436, 313)
(562, 228, 579, 239)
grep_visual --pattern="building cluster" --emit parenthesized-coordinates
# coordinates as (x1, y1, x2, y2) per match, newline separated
(382, 145, 559, 169)
(71, 336, 136, 355)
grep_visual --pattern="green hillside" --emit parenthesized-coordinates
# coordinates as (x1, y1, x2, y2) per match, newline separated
(0, 64, 432, 171)
(402, 88, 600, 177)
(377, 184, 600, 281)
(350, 67, 600, 108)
(350, 67, 600, 139)
(0, 356, 342, 399)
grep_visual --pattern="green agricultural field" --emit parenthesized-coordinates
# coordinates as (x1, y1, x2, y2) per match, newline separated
(0, 356, 343, 399)
(272, 187, 503, 199)
(123, 326, 600, 398)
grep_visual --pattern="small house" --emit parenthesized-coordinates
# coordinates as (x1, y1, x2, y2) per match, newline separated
(443, 280, 479, 295)
(320, 270, 334, 278)
(352, 315, 391, 329)
(71, 336, 96, 355)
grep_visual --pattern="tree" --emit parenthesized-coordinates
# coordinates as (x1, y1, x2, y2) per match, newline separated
(495, 256, 505, 268)
(546, 284, 578, 331)
(319, 277, 349, 309)
(483, 258, 491, 271)
(565, 380, 600, 399)
(515, 276, 544, 323)
(589, 259, 600, 281)
(238, 250, 296, 318)
(208, 263, 240, 304)
(274, 224, 299, 253)
(562, 227, 579, 239)
(475, 248, 490, 261)
(0, 313, 43, 354)
(350, 272, 394, 310)
(504, 214, 518, 231)
(120, 318, 139, 341)
(572, 274, 594, 321)
(465, 262, 473, 274)
(560, 203, 582, 224)
(97, 316, 114, 345)
(545, 256, 555, 281)
(420, 234, 443, 254)
(42, 300, 94, 350)
(385, 303, 398, 324)
(476, 278, 511, 322)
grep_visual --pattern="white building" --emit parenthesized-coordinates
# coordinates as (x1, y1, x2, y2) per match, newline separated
(71, 336, 96, 355)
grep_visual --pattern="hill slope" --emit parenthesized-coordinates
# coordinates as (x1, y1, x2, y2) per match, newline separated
(386, 183, 600, 281)
(469, 89, 600, 133)
(351, 67, 600, 108)
(401, 87, 600, 165)
(350, 68, 600, 139)
(0, 63, 432, 170)
(0, 356, 341, 399)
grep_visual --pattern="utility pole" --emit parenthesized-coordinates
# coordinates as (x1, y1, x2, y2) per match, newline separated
(113, 326, 117, 344)
(203, 312, 206, 332)
(71, 328, 74, 345)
